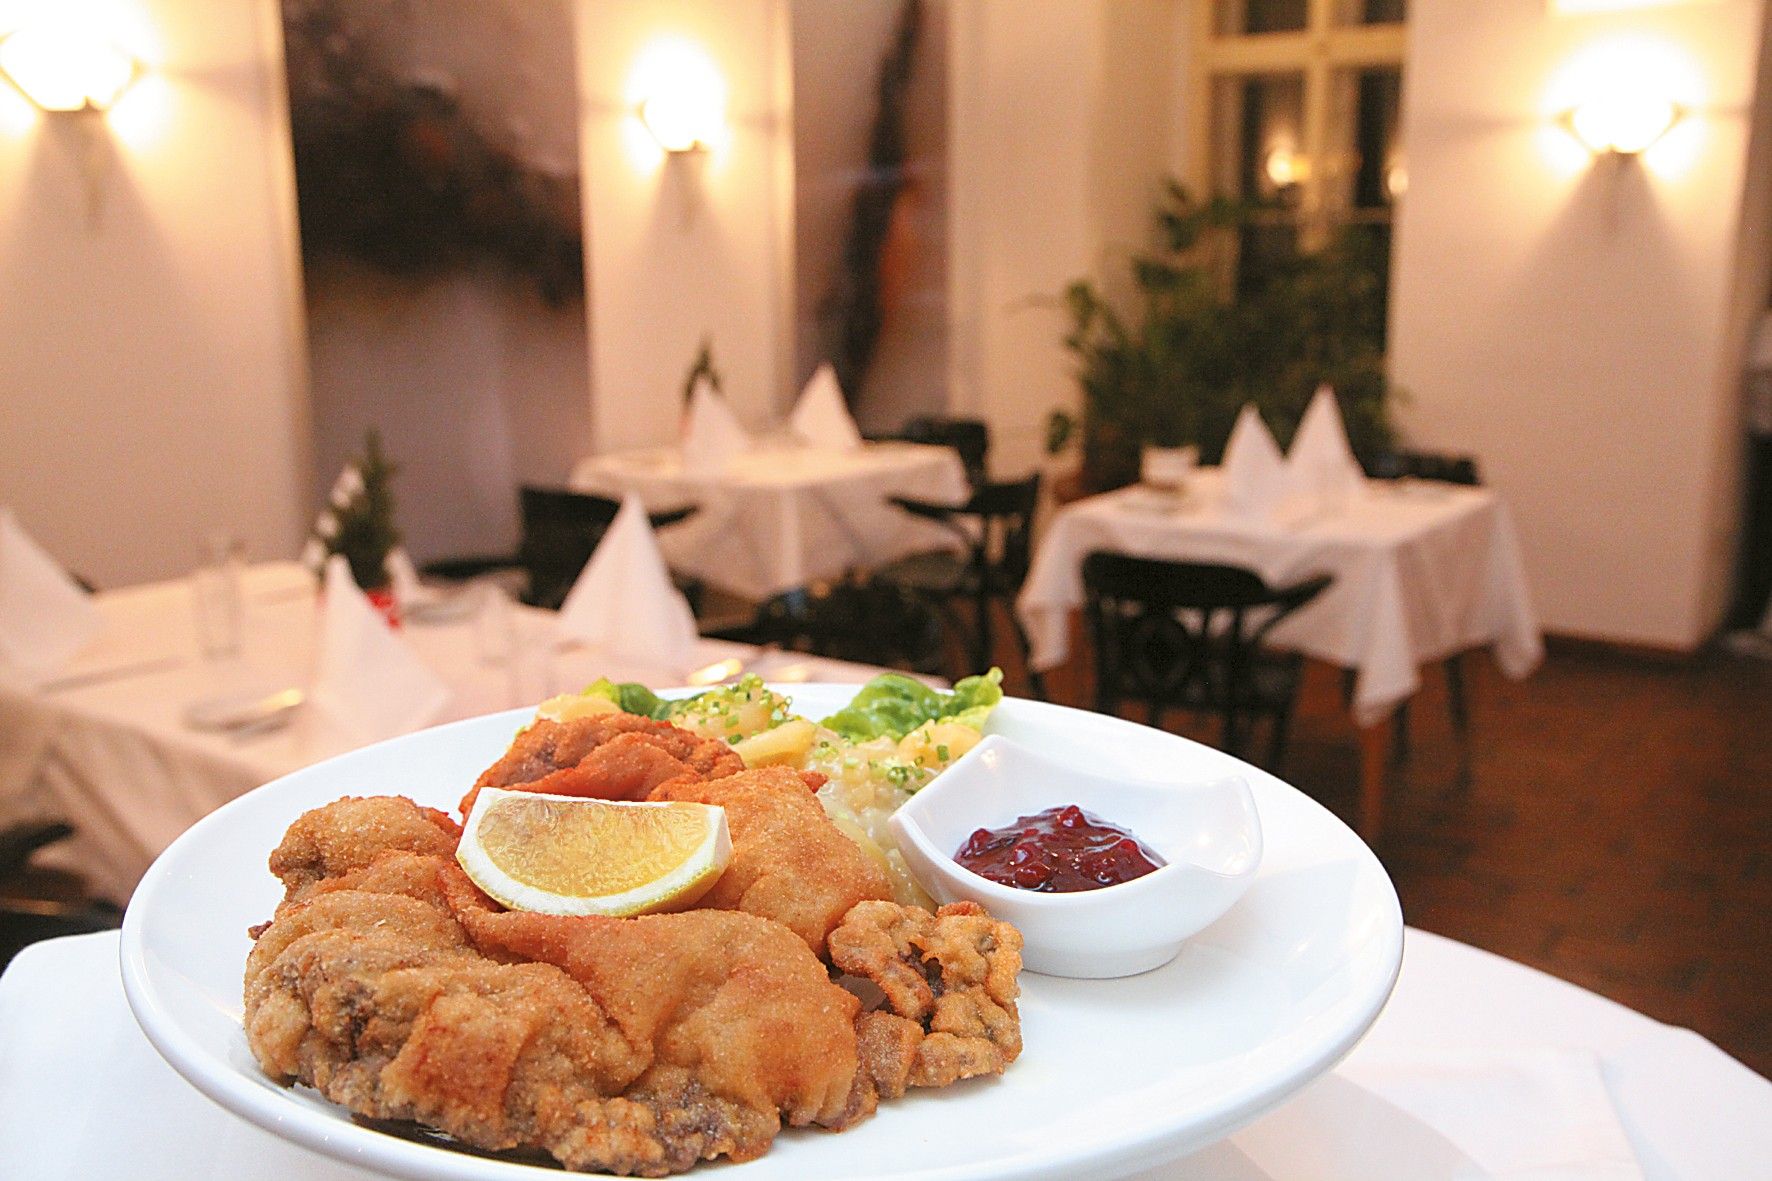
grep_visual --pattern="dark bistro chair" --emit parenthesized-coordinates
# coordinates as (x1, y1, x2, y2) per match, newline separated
(873, 473, 1046, 698)
(424, 486, 699, 611)
(704, 580, 947, 677)
(1081, 552, 1332, 768)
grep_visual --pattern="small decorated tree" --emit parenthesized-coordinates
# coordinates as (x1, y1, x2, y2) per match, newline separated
(682, 336, 722, 403)
(307, 429, 401, 591)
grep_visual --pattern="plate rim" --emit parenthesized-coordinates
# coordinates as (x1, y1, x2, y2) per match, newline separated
(121, 689, 1404, 1181)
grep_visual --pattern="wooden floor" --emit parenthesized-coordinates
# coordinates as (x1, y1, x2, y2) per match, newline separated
(1027, 632, 1772, 1079)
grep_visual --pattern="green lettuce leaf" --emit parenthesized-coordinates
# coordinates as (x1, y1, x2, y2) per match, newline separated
(941, 668, 1006, 730)
(820, 668, 1004, 741)
(580, 678, 678, 720)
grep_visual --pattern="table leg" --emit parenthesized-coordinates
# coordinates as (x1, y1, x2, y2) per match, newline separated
(1357, 716, 1391, 844)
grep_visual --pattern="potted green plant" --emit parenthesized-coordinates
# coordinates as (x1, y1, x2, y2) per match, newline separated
(1050, 182, 1396, 493)
(310, 429, 402, 625)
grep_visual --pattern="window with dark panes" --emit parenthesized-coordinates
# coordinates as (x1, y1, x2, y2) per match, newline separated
(1192, 0, 1405, 325)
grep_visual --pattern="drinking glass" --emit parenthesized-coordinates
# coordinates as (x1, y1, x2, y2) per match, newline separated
(471, 582, 514, 666)
(1142, 445, 1199, 494)
(192, 534, 245, 661)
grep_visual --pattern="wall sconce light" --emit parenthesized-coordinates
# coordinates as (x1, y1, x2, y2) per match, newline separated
(640, 92, 719, 153)
(1563, 91, 1681, 156)
(633, 42, 725, 155)
(0, 15, 140, 114)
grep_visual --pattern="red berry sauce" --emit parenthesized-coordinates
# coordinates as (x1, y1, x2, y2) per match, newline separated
(954, 804, 1165, 892)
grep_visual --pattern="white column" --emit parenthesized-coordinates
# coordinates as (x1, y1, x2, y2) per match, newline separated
(0, 0, 310, 587)
(575, 0, 797, 453)
(945, 0, 1182, 479)
(1388, 0, 1771, 648)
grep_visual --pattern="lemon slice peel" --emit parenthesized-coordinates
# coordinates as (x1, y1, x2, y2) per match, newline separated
(457, 788, 731, 917)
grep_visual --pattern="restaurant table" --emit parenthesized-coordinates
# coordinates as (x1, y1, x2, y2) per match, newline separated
(569, 440, 970, 601)
(1017, 474, 1544, 840)
(0, 561, 908, 904)
(3, 927, 1764, 1180)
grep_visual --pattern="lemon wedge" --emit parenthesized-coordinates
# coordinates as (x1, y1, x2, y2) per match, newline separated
(457, 788, 731, 916)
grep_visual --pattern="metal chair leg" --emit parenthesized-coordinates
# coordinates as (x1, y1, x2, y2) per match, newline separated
(1267, 704, 1293, 770)
(928, 597, 975, 686)
(1008, 608, 1048, 701)
(1391, 700, 1412, 766)
(1445, 654, 1469, 734)
(1222, 707, 1247, 758)
(971, 589, 995, 674)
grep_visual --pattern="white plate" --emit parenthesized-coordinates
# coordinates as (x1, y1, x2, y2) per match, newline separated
(121, 687, 1403, 1181)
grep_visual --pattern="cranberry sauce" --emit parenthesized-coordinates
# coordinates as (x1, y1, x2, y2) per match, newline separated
(954, 804, 1165, 892)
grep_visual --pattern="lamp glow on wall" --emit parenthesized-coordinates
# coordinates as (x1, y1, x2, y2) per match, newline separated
(1563, 90, 1682, 156)
(1541, 35, 1701, 178)
(631, 40, 726, 156)
(0, 14, 141, 114)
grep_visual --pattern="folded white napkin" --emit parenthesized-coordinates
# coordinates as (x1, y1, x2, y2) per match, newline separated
(1232, 1046, 1644, 1180)
(557, 494, 699, 672)
(1286, 384, 1366, 512)
(385, 546, 425, 610)
(0, 507, 100, 683)
(1219, 404, 1289, 524)
(681, 377, 753, 473)
(789, 363, 864, 451)
(307, 556, 450, 744)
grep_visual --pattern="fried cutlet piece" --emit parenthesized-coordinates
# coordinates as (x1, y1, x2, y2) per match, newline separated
(244, 886, 470, 996)
(268, 795, 460, 902)
(462, 714, 745, 817)
(828, 900, 1024, 1097)
(245, 921, 692, 1172)
(244, 796, 888, 1174)
(292, 849, 458, 910)
(647, 767, 893, 957)
(453, 901, 875, 1134)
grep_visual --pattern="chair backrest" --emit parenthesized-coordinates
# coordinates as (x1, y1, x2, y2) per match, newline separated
(737, 582, 946, 675)
(517, 486, 696, 609)
(1373, 449, 1481, 486)
(963, 472, 1042, 590)
(1080, 551, 1330, 715)
(900, 416, 990, 485)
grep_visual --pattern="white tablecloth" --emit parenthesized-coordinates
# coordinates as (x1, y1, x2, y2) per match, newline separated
(0, 562, 904, 903)
(1017, 475, 1544, 724)
(1, 928, 1763, 1179)
(569, 440, 970, 601)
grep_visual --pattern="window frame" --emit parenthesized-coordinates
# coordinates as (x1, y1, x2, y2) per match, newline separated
(1187, 0, 1407, 253)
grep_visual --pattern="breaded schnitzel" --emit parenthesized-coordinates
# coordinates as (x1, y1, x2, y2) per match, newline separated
(244, 797, 1024, 1175)
(649, 766, 893, 957)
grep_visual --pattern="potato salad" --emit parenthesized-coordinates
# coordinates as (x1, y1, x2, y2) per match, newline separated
(536, 670, 1005, 905)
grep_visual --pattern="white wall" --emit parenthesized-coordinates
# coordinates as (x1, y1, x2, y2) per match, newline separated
(305, 262, 592, 564)
(1389, 0, 1770, 648)
(576, 0, 796, 450)
(946, 0, 1181, 478)
(0, 0, 308, 588)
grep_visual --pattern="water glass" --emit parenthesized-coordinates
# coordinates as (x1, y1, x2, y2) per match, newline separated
(192, 535, 245, 660)
(1142, 445, 1199, 493)
(471, 582, 514, 666)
